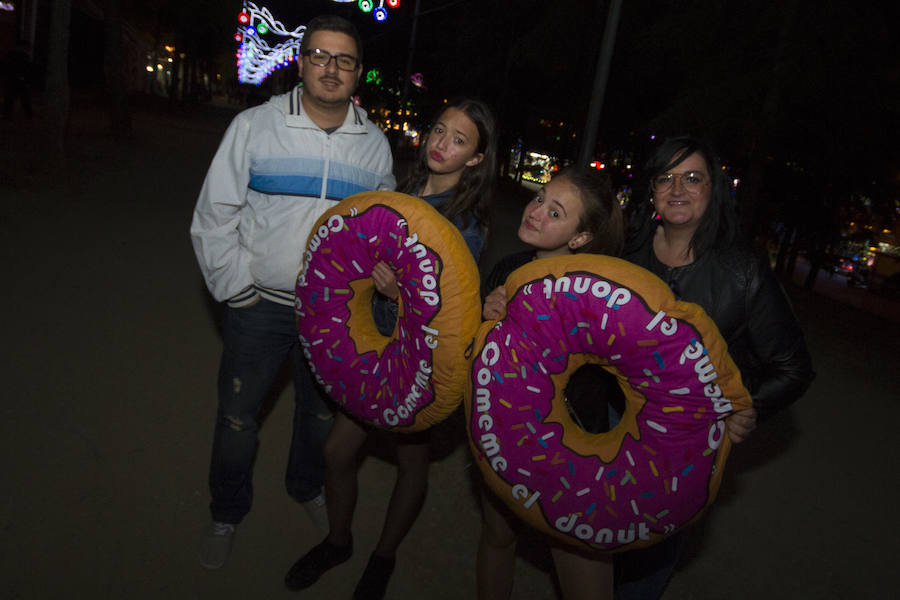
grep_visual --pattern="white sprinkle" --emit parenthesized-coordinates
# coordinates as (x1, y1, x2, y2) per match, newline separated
(312, 339, 324, 346)
(314, 269, 326, 279)
(518, 468, 531, 477)
(541, 432, 555, 440)
(631, 499, 639, 515)
(576, 488, 590, 497)
(626, 450, 635, 466)
(672, 476, 678, 492)
(352, 260, 363, 273)
(668, 388, 691, 395)
(595, 466, 605, 481)
(526, 385, 541, 393)
(332, 317, 343, 323)
(560, 476, 571, 489)
(505, 334, 511, 346)
(368, 235, 378, 243)
(646, 420, 667, 433)
(601, 313, 608, 330)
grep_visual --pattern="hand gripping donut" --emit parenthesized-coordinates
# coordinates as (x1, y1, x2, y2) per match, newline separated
(465, 255, 752, 552)
(295, 191, 481, 432)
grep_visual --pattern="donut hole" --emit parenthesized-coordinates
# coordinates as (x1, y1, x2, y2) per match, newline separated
(563, 363, 627, 434)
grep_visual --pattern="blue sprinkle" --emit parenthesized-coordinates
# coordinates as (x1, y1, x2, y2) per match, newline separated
(606, 468, 618, 478)
(534, 409, 542, 420)
(339, 381, 347, 389)
(682, 464, 694, 476)
(521, 330, 528, 339)
(356, 232, 367, 239)
(569, 326, 578, 335)
(641, 491, 655, 498)
(361, 357, 369, 363)
(310, 292, 318, 304)
(565, 292, 577, 300)
(537, 438, 547, 448)
(568, 461, 575, 475)
(653, 352, 665, 369)
(493, 371, 504, 383)
(538, 315, 550, 321)
(409, 280, 418, 287)
(333, 356, 342, 362)
(554, 355, 565, 362)
(586, 502, 596, 515)
(360, 394, 366, 401)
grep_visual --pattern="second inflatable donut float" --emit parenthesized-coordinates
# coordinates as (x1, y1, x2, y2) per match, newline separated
(295, 191, 481, 432)
(465, 254, 752, 552)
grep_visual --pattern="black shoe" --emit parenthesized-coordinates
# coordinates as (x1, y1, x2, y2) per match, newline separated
(353, 553, 396, 600)
(285, 537, 353, 591)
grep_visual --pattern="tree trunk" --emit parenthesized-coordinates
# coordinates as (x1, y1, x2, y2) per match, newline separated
(103, 0, 132, 138)
(43, 0, 72, 157)
(739, 0, 801, 240)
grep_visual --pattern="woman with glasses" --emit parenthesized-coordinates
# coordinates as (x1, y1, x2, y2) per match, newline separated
(615, 136, 815, 599)
(286, 97, 498, 600)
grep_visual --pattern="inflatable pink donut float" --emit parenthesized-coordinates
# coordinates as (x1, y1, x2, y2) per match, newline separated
(466, 254, 752, 553)
(295, 191, 482, 432)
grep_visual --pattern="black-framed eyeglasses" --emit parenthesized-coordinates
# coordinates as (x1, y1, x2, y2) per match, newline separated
(301, 49, 359, 71)
(651, 171, 708, 194)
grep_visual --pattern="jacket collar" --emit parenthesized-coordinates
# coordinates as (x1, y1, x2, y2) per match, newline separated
(276, 86, 367, 133)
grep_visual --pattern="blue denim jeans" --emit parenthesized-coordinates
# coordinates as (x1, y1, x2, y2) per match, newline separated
(209, 298, 334, 524)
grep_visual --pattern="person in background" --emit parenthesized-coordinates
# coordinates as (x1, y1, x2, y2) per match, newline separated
(615, 135, 815, 598)
(284, 98, 498, 600)
(478, 167, 625, 600)
(190, 15, 395, 570)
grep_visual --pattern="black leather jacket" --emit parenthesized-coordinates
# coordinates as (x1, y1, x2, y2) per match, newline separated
(624, 242, 814, 419)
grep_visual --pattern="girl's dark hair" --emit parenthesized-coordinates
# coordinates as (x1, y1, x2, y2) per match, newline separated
(554, 167, 624, 256)
(625, 135, 738, 258)
(401, 97, 498, 237)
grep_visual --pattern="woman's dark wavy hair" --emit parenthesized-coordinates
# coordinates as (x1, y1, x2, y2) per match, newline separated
(401, 97, 498, 237)
(554, 167, 624, 257)
(624, 135, 739, 259)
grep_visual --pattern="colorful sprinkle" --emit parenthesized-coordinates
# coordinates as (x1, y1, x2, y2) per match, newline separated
(646, 420, 667, 433)
(551, 491, 563, 502)
(662, 406, 685, 413)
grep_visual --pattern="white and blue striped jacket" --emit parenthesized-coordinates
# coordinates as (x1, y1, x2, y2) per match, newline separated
(191, 87, 395, 307)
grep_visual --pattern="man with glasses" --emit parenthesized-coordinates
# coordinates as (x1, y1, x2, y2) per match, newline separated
(191, 14, 395, 570)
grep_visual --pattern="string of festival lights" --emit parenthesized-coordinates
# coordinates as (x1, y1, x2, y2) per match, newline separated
(235, 1, 401, 85)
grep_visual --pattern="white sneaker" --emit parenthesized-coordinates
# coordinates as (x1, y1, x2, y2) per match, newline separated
(301, 493, 329, 533)
(200, 521, 236, 569)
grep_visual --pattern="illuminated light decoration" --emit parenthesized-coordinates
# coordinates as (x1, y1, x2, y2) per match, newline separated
(235, 2, 307, 85)
(410, 73, 424, 88)
(0, 2, 15, 11)
(330, 0, 398, 21)
(366, 68, 383, 85)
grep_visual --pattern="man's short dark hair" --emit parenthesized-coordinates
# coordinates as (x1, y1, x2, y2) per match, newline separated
(300, 15, 363, 63)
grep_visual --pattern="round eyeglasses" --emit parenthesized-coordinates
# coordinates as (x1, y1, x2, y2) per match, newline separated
(301, 49, 359, 71)
(651, 171, 709, 193)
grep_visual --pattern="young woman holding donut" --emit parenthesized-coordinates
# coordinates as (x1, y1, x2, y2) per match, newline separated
(478, 167, 625, 600)
(286, 97, 498, 600)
